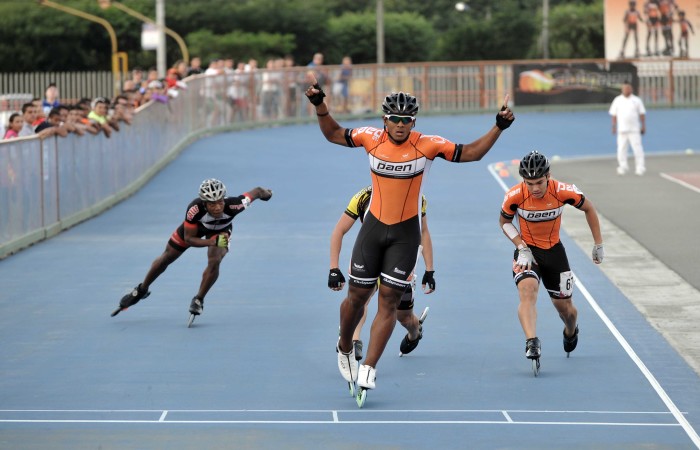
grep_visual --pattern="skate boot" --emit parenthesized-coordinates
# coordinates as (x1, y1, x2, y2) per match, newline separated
(399, 307, 429, 356)
(111, 284, 150, 317)
(563, 325, 579, 357)
(189, 297, 204, 316)
(353, 340, 363, 361)
(526, 337, 541, 377)
(525, 337, 541, 359)
(357, 364, 376, 390)
(337, 340, 358, 383)
(356, 364, 376, 408)
(400, 325, 422, 356)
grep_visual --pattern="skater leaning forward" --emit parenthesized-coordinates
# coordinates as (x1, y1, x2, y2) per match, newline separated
(111, 178, 272, 319)
(499, 151, 604, 364)
(305, 76, 514, 399)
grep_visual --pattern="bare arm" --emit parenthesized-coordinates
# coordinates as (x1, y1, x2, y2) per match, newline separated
(305, 75, 349, 146)
(420, 215, 434, 271)
(330, 214, 356, 269)
(183, 223, 217, 248)
(579, 198, 603, 245)
(498, 214, 527, 249)
(458, 95, 514, 162)
(420, 215, 435, 294)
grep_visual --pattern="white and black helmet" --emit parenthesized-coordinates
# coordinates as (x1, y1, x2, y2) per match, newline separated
(519, 151, 550, 179)
(199, 178, 227, 202)
(382, 91, 419, 116)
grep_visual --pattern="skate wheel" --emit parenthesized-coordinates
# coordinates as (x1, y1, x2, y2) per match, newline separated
(419, 306, 429, 324)
(348, 382, 356, 397)
(187, 314, 196, 328)
(356, 388, 367, 408)
(532, 358, 540, 377)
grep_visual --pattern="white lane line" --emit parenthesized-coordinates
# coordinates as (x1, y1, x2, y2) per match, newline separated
(488, 162, 700, 449)
(332, 411, 339, 423)
(502, 411, 514, 423)
(0, 419, 682, 426)
(660, 172, 700, 194)
(574, 279, 700, 448)
(159, 411, 168, 422)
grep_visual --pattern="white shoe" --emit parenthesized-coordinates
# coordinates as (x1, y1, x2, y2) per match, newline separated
(616, 166, 628, 175)
(635, 168, 646, 176)
(357, 364, 376, 389)
(337, 341, 358, 382)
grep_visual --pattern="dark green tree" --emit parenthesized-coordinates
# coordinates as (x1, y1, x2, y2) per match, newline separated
(433, 8, 538, 61)
(546, 0, 604, 58)
(326, 12, 436, 64)
(0, 0, 605, 72)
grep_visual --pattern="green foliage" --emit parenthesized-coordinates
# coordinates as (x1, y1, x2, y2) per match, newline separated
(185, 30, 296, 64)
(433, 8, 538, 61)
(0, 0, 605, 72)
(326, 11, 435, 64)
(547, 0, 604, 58)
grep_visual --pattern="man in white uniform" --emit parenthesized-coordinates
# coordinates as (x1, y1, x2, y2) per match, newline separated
(609, 82, 647, 176)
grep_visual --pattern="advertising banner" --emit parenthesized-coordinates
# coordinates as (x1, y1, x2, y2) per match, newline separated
(513, 62, 637, 105)
(605, 0, 700, 59)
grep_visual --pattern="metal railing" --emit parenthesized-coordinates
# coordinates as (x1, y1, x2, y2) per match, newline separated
(1, 59, 699, 259)
(0, 72, 115, 106)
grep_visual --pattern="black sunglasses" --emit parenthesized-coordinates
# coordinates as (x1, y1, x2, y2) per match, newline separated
(385, 115, 415, 124)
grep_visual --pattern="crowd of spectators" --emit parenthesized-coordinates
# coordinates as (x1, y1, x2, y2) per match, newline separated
(1, 84, 136, 141)
(1, 52, 353, 141)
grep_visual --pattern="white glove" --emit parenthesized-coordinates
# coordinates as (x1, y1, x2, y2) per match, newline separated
(592, 243, 604, 264)
(516, 246, 535, 271)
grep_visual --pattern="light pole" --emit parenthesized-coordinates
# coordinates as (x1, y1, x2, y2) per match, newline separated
(542, 0, 550, 59)
(98, 0, 189, 69)
(377, 0, 384, 64)
(155, 0, 166, 77)
(38, 0, 127, 95)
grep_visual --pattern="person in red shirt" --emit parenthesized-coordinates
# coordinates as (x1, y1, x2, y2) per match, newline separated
(499, 151, 604, 372)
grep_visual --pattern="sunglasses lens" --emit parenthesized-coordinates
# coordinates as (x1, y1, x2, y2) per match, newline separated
(388, 115, 413, 124)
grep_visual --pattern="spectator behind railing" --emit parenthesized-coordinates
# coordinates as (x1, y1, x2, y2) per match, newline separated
(3, 113, 22, 139)
(75, 98, 104, 135)
(87, 97, 117, 137)
(34, 107, 68, 139)
(111, 94, 133, 125)
(42, 82, 61, 115)
(18, 102, 37, 137)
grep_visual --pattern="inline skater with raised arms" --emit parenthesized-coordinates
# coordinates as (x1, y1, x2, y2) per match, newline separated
(499, 151, 603, 376)
(306, 76, 514, 406)
(111, 179, 272, 325)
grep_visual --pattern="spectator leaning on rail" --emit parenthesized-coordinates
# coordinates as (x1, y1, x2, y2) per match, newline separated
(87, 97, 118, 137)
(34, 107, 69, 139)
(67, 105, 99, 135)
(110, 95, 133, 125)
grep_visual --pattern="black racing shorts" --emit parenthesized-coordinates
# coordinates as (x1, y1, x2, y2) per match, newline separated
(512, 241, 574, 299)
(349, 212, 421, 293)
